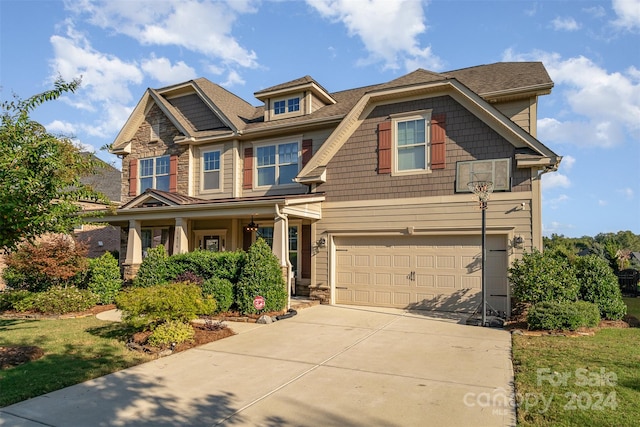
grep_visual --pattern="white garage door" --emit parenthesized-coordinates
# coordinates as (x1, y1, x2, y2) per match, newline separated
(334, 235, 508, 314)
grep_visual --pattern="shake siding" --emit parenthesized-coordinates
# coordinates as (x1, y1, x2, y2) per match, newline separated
(193, 142, 234, 199)
(494, 99, 531, 133)
(169, 94, 227, 131)
(313, 196, 534, 287)
(121, 104, 187, 204)
(316, 96, 529, 202)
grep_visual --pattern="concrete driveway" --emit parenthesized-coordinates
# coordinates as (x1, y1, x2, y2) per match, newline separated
(0, 305, 514, 427)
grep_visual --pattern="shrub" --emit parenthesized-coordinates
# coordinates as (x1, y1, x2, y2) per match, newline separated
(115, 282, 216, 329)
(527, 301, 601, 331)
(173, 271, 204, 285)
(147, 320, 195, 348)
(167, 250, 245, 282)
(574, 255, 627, 320)
(236, 238, 287, 314)
(86, 252, 122, 304)
(133, 245, 170, 287)
(0, 290, 32, 311)
(18, 286, 99, 314)
(3, 236, 88, 291)
(509, 249, 580, 304)
(202, 276, 234, 313)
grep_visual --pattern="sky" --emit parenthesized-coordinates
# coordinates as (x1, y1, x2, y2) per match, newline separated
(0, 0, 638, 238)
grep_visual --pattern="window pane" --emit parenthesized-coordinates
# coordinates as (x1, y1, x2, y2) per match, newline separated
(156, 156, 169, 175)
(156, 175, 170, 191)
(258, 166, 276, 186)
(257, 227, 274, 247)
(398, 119, 425, 146)
(274, 101, 285, 115)
(288, 226, 298, 251)
(257, 146, 276, 167)
(140, 159, 154, 177)
(278, 142, 298, 164)
(278, 164, 298, 185)
(203, 151, 220, 171)
(203, 171, 220, 190)
(398, 146, 425, 171)
(288, 98, 300, 112)
(140, 177, 153, 192)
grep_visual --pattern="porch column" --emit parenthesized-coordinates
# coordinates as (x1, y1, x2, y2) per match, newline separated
(273, 207, 292, 309)
(173, 217, 189, 255)
(124, 219, 142, 280)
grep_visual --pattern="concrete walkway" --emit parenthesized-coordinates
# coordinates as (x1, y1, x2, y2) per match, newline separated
(0, 305, 514, 427)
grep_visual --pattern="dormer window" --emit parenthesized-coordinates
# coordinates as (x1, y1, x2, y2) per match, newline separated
(273, 96, 301, 116)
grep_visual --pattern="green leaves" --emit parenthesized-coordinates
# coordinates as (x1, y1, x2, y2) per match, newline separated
(0, 78, 108, 252)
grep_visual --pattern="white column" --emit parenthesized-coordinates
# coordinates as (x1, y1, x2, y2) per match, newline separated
(125, 219, 142, 266)
(173, 217, 189, 255)
(273, 207, 292, 309)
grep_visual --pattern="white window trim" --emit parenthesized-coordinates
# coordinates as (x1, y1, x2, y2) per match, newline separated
(455, 158, 512, 193)
(139, 155, 170, 193)
(391, 110, 432, 176)
(199, 145, 224, 194)
(253, 137, 302, 189)
(271, 94, 303, 119)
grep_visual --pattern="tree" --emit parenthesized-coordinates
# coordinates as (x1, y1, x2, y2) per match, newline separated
(0, 78, 107, 252)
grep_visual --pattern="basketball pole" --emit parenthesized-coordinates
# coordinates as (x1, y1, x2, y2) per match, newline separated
(481, 199, 487, 327)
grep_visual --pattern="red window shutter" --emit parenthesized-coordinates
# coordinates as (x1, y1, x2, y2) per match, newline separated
(431, 113, 446, 170)
(378, 121, 392, 174)
(243, 147, 253, 189)
(169, 155, 178, 192)
(128, 158, 137, 197)
(301, 139, 313, 167)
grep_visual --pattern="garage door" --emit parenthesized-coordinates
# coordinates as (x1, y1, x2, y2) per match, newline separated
(334, 235, 508, 314)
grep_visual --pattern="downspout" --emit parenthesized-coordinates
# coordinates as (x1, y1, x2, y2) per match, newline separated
(275, 204, 293, 310)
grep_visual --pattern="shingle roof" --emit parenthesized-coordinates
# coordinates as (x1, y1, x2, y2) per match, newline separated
(446, 62, 553, 96)
(79, 154, 121, 203)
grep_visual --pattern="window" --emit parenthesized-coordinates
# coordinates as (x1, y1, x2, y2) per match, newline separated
(257, 225, 299, 276)
(273, 97, 300, 115)
(456, 158, 511, 192)
(288, 98, 300, 112)
(140, 155, 170, 192)
(256, 142, 299, 186)
(274, 100, 286, 115)
(202, 150, 221, 191)
(395, 115, 428, 173)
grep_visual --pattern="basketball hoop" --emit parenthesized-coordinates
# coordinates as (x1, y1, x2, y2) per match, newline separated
(467, 181, 494, 206)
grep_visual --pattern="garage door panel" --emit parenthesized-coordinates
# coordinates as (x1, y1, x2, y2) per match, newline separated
(334, 235, 508, 312)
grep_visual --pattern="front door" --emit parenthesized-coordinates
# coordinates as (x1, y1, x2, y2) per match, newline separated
(203, 235, 220, 251)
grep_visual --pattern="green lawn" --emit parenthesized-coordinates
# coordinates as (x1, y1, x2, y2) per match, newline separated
(623, 296, 640, 319)
(0, 317, 152, 407)
(512, 298, 640, 426)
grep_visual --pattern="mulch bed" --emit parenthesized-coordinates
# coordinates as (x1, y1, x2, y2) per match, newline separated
(0, 346, 45, 369)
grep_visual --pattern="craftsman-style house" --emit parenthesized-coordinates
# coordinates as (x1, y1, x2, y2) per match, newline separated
(97, 62, 561, 315)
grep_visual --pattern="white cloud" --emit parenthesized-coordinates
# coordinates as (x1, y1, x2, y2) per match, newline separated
(306, 0, 443, 71)
(551, 17, 581, 31)
(542, 172, 571, 190)
(49, 24, 143, 105)
(560, 154, 576, 171)
(141, 56, 197, 84)
(504, 49, 640, 147)
(583, 6, 606, 18)
(46, 119, 77, 136)
(68, 0, 259, 69)
(543, 220, 575, 235)
(598, 199, 608, 206)
(617, 187, 635, 199)
(612, 0, 640, 31)
(72, 138, 96, 153)
(221, 70, 245, 87)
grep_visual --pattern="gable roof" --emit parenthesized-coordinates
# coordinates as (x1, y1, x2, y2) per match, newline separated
(79, 154, 121, 203)
(111, 62, 557, 166)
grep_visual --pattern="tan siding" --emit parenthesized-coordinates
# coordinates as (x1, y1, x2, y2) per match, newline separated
(193, 142, 235, 199)
(316, 95, 532, 203)
(313, 196, 534, 288)
(494, 99, 531, 133)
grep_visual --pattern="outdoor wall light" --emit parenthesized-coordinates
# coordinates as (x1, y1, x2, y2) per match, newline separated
(514, 235, 525, 248)
(317, 237, 326, 248)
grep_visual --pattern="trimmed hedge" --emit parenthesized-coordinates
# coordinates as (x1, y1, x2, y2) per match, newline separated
(509, 249, 580, 304)
(0, 290, 32, 311)
(116, 282, 216, 329)
(527, 301, 601, 331)
(202, 276, 234, 313)
(574, 255, 627, 320)
(11, 286, 99, 315)
(236, 238, 287, 314)
(148, 320, 195, 347)
(86, 252, 122, 304)
(133, 245, 170, 287)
